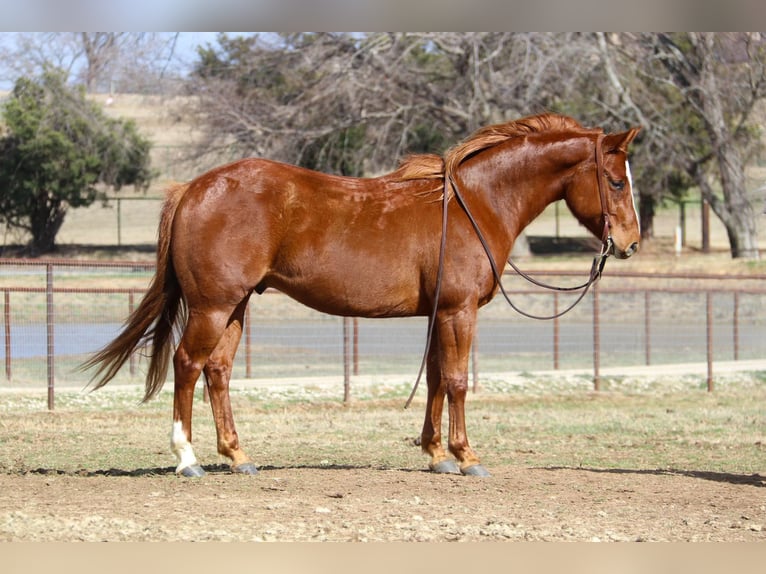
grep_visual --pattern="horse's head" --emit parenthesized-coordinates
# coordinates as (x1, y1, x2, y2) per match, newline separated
(565, 127, 641, 259)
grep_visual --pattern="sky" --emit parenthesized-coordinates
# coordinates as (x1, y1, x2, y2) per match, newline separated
(172, 31, 224, 61)
(0, 32, 246, 91)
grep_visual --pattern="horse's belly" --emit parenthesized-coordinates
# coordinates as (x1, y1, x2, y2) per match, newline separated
(264, 216, 434, 318)
(264, 274, 424, 319)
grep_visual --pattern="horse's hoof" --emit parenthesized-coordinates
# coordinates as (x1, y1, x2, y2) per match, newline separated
(178, 464, 206, 478)
(461, 464, 491, 477)
(232, 462, 259, 475)
(430, 460, 461, 474)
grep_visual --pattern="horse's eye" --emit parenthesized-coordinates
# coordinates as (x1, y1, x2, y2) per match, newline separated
(609, 178, 625, 191)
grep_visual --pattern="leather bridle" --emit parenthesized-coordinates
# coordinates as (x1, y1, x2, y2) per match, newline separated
(405, 133, 613, 408)
(504, 132, 613, 308)
(594, 133, 613, 248)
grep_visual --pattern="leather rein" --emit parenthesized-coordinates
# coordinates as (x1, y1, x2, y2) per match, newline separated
(405, 133, 612, 408)
(503, 132, 612, 320)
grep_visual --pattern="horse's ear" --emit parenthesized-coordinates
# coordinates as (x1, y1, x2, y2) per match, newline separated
(604, 126, 641, 154)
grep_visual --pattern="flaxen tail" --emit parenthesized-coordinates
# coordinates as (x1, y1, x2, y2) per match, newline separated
(83, 183, 189, 402)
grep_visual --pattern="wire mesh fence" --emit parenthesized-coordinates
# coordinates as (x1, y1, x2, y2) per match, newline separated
(2, 259, 765, 409)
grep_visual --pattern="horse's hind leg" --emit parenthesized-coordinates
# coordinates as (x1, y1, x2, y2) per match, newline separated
(203, 296, 258, 475)
(170, 307, 232, 477)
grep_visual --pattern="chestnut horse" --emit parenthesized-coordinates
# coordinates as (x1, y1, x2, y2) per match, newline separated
(86, 113, 640, 477)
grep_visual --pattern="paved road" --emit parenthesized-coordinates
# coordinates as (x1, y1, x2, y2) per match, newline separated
(2, 316, 762, 366)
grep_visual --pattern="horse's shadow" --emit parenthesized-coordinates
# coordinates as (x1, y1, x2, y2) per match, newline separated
(14, 465, 766, 486)
(16, 463, 428, 478)
(542, 466, 765, 487)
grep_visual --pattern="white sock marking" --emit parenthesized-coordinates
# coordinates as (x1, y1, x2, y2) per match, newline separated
(171, 420, 198, 473)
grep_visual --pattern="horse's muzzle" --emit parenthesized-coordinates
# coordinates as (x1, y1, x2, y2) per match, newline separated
(614, 241, 639, 259)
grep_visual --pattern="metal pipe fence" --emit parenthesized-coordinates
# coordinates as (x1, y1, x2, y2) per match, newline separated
(2, 258, 765, 409)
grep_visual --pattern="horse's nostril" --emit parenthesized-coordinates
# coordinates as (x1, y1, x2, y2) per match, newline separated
(627, 242, 639, 256)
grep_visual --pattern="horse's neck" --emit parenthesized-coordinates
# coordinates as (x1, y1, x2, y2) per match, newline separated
(511, 136, 596, 221)
(456, 135, 593, 258)
(463, 153, 561, 233)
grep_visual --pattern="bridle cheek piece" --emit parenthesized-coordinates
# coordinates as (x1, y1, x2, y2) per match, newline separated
(594, 133, 613, 254)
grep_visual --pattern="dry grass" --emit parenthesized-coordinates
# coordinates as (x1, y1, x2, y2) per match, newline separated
(1, 373, 764, 475)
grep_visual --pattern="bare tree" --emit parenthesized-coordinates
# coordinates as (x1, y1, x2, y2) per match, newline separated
(588, 33, 685, 240)
(0, 32, 182, 94)
(685, 33, 763, 259)
(619, 32, 765, 259)
(78, 33, 123, 91)
(185, 32, 608, 177)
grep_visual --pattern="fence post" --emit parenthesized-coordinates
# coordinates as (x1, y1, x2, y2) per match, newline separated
(245, 303, 252, 378)
(353, 317, 359, 376)
(553, 292, 560, 370)
(471, 332, 479, 393)
(343, 317, 351, 404)
(706, 291, 714, 392)
(733, 292, 739, 361)
(128, 291, 136, 376)
(4, 289, 10, 381)
(644, 291, 652, 365)
(46, 264, 55, 410)
(702, 200, 712, 253)
(592, 282, 601, 391)
(117, 198, 122, 246)
(678, 200, 686, 246)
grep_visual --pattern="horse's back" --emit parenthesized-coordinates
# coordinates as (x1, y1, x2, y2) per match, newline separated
(169, 157, 441, 316)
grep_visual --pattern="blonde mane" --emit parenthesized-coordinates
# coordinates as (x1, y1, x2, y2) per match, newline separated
(388, 113, 594, 199)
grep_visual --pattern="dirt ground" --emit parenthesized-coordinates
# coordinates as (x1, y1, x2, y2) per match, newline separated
(2, 245, 764, 543)
(2, 372, 766, 543)
(1, 463, 764, 542)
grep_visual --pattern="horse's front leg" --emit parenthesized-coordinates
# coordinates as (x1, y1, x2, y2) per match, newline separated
(434, 306, 490, 477)
(420, 321, 460, 474)
(204, 299, 258, 475)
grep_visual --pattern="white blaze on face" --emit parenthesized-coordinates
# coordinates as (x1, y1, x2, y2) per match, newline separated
(626, 159, 640, 234)
(171, 420, 198, 473)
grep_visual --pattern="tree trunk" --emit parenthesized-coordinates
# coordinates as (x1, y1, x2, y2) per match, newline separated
(723, 215, 760, 258)
(29, 193, 66, 255)
(693, 166, 759, 259)
(714, 148, 760, 258)
(690, 32, 760, 260)
(638, 191, 655, 240)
